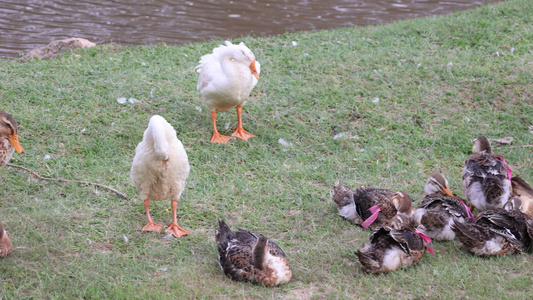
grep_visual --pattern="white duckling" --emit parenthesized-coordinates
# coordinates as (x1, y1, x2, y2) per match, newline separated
(131, 115, 190, 238)
(197, 41, 260, 143)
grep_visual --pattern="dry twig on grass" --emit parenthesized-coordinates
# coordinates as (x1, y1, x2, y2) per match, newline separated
(6, 163, 129, 199)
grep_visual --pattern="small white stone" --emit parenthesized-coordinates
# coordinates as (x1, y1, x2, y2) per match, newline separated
(333, 132, 348, 139)
(372, 97, 379, 103)
(44, 154, 51, 160)
(123, 235, 129, 243)
(117, 97, 127, 104)
(447, 62, 453, 67)
(292, 41, 298, 46)
(278, 138, 293, 147)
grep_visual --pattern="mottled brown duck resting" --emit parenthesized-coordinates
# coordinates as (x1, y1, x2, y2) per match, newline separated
(215, 220, 292, 286)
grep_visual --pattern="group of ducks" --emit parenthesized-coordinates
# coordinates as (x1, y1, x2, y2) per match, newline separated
(1, 41, 293, 286)
(2, 40, 532, 286)
(331, 136, 533, 273)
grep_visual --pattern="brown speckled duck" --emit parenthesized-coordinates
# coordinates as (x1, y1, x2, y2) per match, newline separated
(413, 172, 475, 240)
(355, 214, 433, 273)
(0, 222, 13, 257)
(215, 220, 292, 286)
(462, 136, 512, 212)
(451, 202, 533, 256)
(330, 182, 415, 229)
(510, 176, 533, 217)
(0, 110, 24, 170)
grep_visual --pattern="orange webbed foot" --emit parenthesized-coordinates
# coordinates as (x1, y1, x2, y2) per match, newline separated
(165, 223, 190, 238)
(142, 221, 163, 232)
(231, 127, 255, 141)
(211, 132, 232, 144)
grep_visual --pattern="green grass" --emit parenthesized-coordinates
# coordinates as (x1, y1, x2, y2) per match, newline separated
(1, 0, 533, 298)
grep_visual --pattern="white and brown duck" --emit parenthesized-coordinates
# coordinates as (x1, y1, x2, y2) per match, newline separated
(462, 136, 512, 212)
(355, 214, 433, 273)
(510, 176, 533, 217)
(0, 222, 13, 257)
(0, 110, 24, 170)
(215, 220, 292, 286)
(451, 201, 533, 256)
(412, 172, 475, 240)
(330, 182, 415, 229)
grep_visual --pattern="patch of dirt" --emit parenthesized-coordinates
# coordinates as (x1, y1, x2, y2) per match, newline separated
(281, 283, 322, 300)
(94, 241, 113, 254)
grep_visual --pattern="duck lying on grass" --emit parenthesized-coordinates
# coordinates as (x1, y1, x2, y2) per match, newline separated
(330, 182, 414, 229)
(355, 214, 433, 273)
(215, 220, 292, 286)
(462, 136, 512, 212)
(511, 176, 533, 217)
(0, 110, 23, 170)
(197, 41, 260, 143)
(0, 222, 13, 257)
(131, 115, 190, 238)
(452, 201, 533, 256)
(413, 172, 475, 241)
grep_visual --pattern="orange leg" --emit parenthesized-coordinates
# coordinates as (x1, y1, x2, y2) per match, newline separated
(210, 111, 231, 144)
(165, 199, 190, 238)
(231, 105, 255, 141)
(142, 199, 162, 232)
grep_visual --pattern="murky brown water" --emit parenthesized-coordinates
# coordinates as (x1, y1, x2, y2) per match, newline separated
(0, 0, 502, 59)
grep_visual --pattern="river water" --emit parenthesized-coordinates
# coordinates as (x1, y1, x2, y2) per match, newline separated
(0, 0, 501, 59)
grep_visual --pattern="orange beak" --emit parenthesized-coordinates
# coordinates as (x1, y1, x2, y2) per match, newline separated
(442, 186, 454, 197)
(8, 134, 23, 153)
(249, 60, 260, 80)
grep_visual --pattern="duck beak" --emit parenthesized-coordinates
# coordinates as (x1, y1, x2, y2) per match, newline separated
(442, 186, 454, 197)
(249, 60, 260, 80)
(8, 134, 23, 153)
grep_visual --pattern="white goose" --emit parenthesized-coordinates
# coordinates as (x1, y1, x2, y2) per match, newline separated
(131, 115, 190, 238)
(197, 41, 260, 143)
